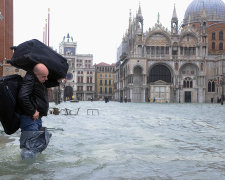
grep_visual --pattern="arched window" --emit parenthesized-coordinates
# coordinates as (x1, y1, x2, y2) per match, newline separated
(208, 80, 215, 92)
(219, 43, 223, 50)
(156, 46, 160, 55)
(219, 31, 223, 40)
(212, 42, 215, 50)
(183, 77, 193, 88)
(208, 81, 211, 92)
(201, 63, 204, 71)
(183, 81, 186, 88)
(149, 65, 171, 83)
(175, 62, 178, 71)
(212, 32, 215, 40)
(212, 81, 215, 92)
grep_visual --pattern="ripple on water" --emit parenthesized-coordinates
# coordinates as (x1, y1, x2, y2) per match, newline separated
(0, 102, 225, 179)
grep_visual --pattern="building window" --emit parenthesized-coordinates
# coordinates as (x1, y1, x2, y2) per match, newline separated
(105, 80, 107, 85)
(105, 87, 107, 94)
(212, 42, 215, 50)
(161, 46, 165, 55)
(183, 77, 193, 88)
(219, 43, 223, 50)
(100, 74, 102, 78)
(78, 86, 83, 91)
(156, 46, 160, 55)
(166, 46, 169, 54)
(146, 46, 150, 54)
(149, 64, 171, 83)
(175, 62, 178, 71)
(100, 80, 102, 85)
(219, 31, 223, 40)
(109, 80, 111, 85)
(109, 87, 112, 94)
(201, 63, 204, 71)
(105, 74, 107, 78)
(180, 47, 183, 55)
(100, 87, 102, 93)
(208, 80, 215, 92)
(77, 76, 84, 83)
(212, 32, 215, 40)
(87, 86, 92, 91)
(151, 46, 155, 55)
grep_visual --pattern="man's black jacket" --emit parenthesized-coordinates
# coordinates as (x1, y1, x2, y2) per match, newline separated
(18, 71, 59, 117)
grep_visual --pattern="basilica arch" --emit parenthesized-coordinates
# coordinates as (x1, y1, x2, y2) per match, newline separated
(148, 63, 173, 103)
(132, 65, 144, 102)
(179, 63, 199, 103)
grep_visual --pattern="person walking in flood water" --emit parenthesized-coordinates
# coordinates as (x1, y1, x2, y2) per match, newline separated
(18, 63, 65, 159)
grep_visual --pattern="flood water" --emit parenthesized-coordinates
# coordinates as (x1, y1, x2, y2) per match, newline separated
(1, 101, 225, 180)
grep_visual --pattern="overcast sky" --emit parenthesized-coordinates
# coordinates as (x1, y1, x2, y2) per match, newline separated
(14, 0, 193, 64)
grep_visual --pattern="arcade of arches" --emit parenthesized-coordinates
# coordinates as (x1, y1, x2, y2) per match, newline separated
(126, 63, 201, 103)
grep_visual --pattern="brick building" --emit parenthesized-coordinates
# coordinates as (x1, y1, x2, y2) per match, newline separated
(0, 0, 13, 76)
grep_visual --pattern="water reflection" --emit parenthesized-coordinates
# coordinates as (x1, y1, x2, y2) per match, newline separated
(1, 102, 225, 179)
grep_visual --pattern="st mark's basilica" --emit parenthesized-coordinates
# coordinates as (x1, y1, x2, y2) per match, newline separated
(115, 0, 225, 103)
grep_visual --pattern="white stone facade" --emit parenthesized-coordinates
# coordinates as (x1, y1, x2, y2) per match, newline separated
(114, 3, 225, 103)
(59, 34, 95, 101)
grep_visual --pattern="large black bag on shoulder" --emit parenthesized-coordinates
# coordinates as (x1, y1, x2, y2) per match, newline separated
(0, 74, 23, 135)
(9, 39, 68, 81)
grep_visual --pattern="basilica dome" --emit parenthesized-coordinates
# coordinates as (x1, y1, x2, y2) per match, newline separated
(183, 0, 225, 24)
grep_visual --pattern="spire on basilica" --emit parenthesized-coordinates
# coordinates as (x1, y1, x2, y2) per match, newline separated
(171, 4, 178, 35)
(129, 9, 132, 25)
(136, 1, 143, 20)
(135, 2, 143, 35)
(172, 4, 178, 20)
(201, 2, 206, 18)
(138, 1, 142, 15)
(188, 15, 191, 26)
(157, 12, 160, 24)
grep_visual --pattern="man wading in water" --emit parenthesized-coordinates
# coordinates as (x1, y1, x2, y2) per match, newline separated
(18, 63, 65, 159)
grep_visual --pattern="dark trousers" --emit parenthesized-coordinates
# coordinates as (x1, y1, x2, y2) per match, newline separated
(20, 115, 42, 131)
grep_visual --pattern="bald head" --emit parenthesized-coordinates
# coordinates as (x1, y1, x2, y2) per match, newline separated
(33, 63, 49, 83)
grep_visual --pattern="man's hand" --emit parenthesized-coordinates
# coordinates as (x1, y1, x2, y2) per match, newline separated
(33, 110, 39, 121)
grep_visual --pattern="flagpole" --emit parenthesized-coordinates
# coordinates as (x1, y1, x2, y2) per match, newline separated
(45, 19, 47, 45)
(48, 8, 50, 47)
(43, 27, 45, 43)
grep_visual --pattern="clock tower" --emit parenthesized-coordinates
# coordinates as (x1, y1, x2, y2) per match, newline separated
(59, 33, 77, 55)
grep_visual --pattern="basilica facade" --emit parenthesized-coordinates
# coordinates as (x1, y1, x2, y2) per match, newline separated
(114, 0, 225, 103)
